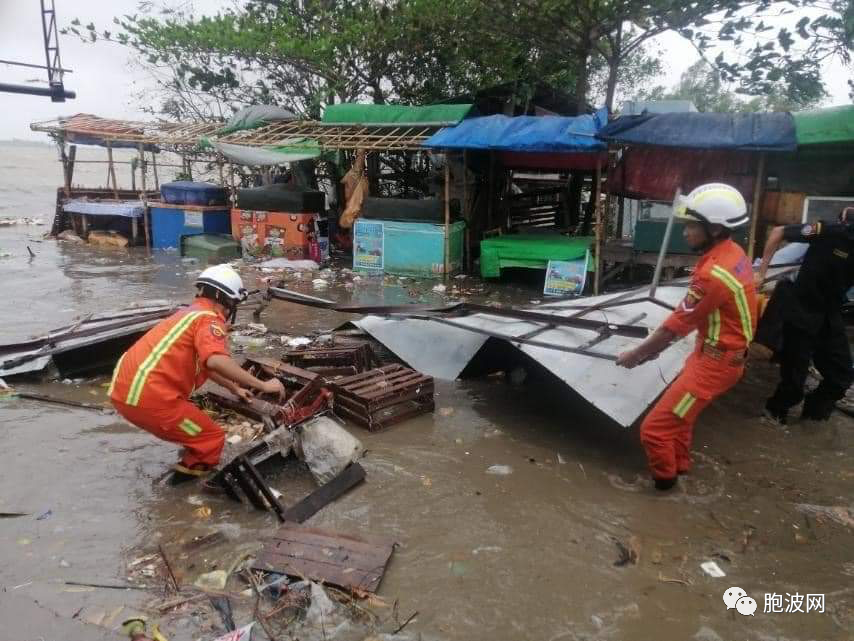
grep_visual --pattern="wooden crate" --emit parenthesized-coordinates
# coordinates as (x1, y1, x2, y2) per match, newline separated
(331, 364, 434, 431)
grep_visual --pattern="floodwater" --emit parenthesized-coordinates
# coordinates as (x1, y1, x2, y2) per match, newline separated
(1, 141, 853, 641)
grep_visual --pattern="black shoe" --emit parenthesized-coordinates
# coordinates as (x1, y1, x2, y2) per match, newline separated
(654, 477, 677, 491)
(802, 394, 834, 421)
(762, 407, 788, 426)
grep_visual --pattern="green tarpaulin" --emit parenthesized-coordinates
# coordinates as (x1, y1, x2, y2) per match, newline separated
(480, 234, 593, 279)
(322, 103, 473, 126)
(793, 105, 854, 145)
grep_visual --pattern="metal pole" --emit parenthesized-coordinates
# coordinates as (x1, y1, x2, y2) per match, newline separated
(487, 151, 495, 231)
(747, 152, 767, 260)
(138, 143, 151, 251)
(444, 158, 451, 280)
(593, 162, 603, 295)
(650, 188, 681, 298)
(106, 141, 119, 198)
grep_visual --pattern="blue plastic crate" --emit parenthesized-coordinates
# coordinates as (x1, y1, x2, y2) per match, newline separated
(150, 206, 232, 249)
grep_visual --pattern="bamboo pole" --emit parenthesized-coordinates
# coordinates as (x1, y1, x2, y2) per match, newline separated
(747, 152, 767, 260)
(444, 158, 451, 280)
(106, 141, 119, 199)
(138, 143, 151, 252)
(593, 162, 603, 295)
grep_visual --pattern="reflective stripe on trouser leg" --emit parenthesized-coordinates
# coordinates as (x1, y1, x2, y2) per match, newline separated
(640, 373, 708, 480)
(111, 399, 226, 468)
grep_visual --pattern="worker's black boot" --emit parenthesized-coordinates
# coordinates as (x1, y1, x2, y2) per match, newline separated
(801, 393, 834, 421)
(654, 477, 677, 491)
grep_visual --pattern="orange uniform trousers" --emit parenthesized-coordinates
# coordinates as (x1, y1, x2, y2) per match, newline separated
(113, 398, 225, 468)
(640, 348, 744, 481)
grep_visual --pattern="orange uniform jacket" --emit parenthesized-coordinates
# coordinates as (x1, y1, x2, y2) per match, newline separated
(110, 298, 229, 407)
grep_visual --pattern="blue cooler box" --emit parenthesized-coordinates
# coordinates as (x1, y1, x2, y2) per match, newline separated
(150, 205, 232, 249)
(160, 181, 227, 206)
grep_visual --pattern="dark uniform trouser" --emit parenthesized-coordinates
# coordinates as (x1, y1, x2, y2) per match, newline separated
(766, 315, 853, 419)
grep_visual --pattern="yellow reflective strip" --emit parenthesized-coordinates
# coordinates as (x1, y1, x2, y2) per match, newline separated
(108, 353, 126, 396)
(705, 309, 721, 346)
(679, 395, 697, 418)
(673, 392, 693, 418)
(125, 311, 215, 406)
(179, 419, 202, 436)
(711, 266, 753, 342)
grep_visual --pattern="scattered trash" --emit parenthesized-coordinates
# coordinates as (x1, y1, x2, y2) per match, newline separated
(613, 536, 640, 567)
(246, 322, 267, 334)
(486, 465, 513, 476)
(209, 622, 254, 641)
(557, 453, 567, 465)
(193, 506, 212, 519)
(230, 335, 267, 348)
(259, 257, 320, 271)
(298, 416, 364, 485)
(438, 407, 455, 417)
(287, 336, 313, 348)
(59, 559, 71, 568)
(432, 284, 447, 293)
(194, 569, 228, 591)
(17, 537, 31, 546)
(89, 230, 129, 248)
(795, 504, 854, 530)
(57, 229, 84, 243)
(651, 550, 663, 564)
(472, 546, 502, 555)
(700, 561, 726, 578)
(312, 278, 329, 289)
(36, 509, 52, 520)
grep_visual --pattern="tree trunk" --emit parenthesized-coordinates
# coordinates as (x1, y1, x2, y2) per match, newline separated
(604, 22, 623, 113)
(574, 47, 591, 113)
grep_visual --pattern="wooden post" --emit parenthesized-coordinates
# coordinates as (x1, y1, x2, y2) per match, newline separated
(81, 214, 89, 238)
(151, 151, 160, 191)
(217, 153, 225, 186)
(138, 143, 151, 252)
(487, 151, 495, 231)
(593, 161, 603, 295)
(229, 163, 237, 207)
(444, 158, 451, 280)
(106, 141, 119, 199)
(60, 143, 77, 197)
(747, 152, 767, 261)
(616, 195, 625, 238)
(463, 149, 471, 274)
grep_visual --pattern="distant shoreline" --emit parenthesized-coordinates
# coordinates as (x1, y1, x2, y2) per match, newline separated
(0, 139, 52, 147)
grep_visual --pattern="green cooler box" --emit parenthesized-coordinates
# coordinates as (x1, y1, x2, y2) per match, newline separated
(181, 234, 241, 264)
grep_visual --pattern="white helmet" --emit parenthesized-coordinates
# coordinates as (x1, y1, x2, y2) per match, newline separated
(195, 265, 247, 302)
(675, 183, 749, 229)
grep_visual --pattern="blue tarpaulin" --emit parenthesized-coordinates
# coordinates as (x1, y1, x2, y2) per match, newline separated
(423, 108, 608, 152)
(596, 112, 797, 151)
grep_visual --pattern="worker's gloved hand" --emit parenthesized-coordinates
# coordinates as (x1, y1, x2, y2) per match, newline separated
(260, 378, 286, 400)
(235, 387, 254, 403)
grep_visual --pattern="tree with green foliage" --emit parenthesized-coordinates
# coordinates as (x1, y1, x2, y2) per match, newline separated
(640, 59, 824, 111)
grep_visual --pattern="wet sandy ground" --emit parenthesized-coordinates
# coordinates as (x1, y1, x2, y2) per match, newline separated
(1, 225, 852, 641)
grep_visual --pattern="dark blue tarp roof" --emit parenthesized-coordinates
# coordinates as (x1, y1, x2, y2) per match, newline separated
(596, 112, 797, 151)
(423, 108, 607, 152)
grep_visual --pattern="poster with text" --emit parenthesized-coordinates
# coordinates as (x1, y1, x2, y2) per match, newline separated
(543, 251, 589, 297)
(354, 220, 384, 271)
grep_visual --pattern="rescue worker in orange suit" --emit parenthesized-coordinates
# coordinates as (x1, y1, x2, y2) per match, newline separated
(755, 208, 854, 424)
(109, 265, 285, 483)
(617, 184, 758, 491)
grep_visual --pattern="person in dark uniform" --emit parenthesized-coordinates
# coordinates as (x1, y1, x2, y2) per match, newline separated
(755, 208, 854, 423)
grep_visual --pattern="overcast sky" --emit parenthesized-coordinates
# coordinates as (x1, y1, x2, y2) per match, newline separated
(0, 1, 850, 141)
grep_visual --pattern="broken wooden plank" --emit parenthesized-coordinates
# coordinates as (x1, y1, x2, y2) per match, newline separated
(253, 521, 394, 593)
(282, 462, 366, 523)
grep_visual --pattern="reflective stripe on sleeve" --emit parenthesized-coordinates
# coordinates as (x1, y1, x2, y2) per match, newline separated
(124, 311, 215, 406)
(710, 266, 753, 342)
(673, 392, 696, 419)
